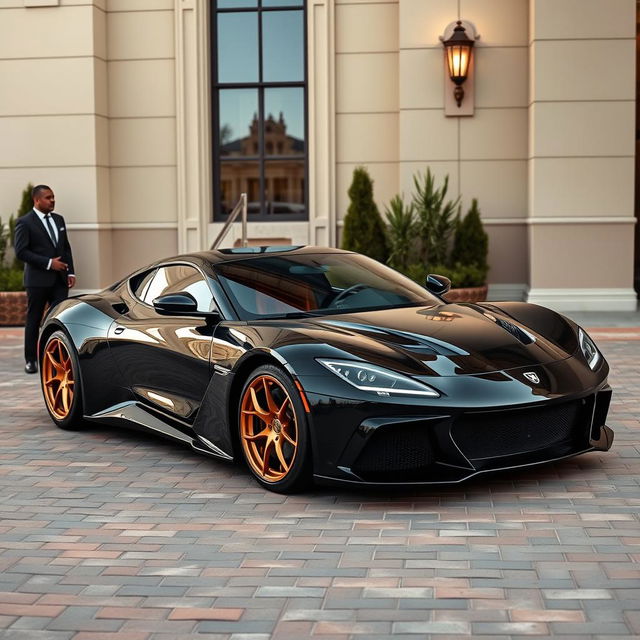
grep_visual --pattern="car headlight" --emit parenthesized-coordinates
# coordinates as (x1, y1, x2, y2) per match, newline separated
(317, 359, 440, 397)
(578, 328, 600, 370)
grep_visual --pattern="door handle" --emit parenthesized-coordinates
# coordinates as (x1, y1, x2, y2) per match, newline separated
(114, 326, 125, 335)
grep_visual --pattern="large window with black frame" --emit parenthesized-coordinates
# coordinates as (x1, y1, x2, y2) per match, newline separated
(212, 0, 307, 222)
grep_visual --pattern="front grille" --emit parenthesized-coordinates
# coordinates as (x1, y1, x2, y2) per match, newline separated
(452, 400, 584, 461)
(352, 422, 434, 478)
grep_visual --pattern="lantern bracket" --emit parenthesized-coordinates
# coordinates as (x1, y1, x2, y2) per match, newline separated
(439, 20, 480, 45)
(440, 20, 480, 117)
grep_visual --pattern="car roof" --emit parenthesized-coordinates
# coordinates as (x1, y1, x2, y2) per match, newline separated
(109, 246, 354, 291)
(171, 245, 353, 267)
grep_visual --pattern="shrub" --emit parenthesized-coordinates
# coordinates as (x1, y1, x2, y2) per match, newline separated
(400, 262, 485, 289)
(11, 183, 33, 270)
(402, 262, 427, 286)
(0, 267, 24, 292)
(385, 195, 416, 272)
(341, 167, 388, 264)
(386, 175, 489, 289)
(0, 217, 8, 267)
(451, 198, 488, 273)
(0, 182, 32, 290)
(423, 262, 487, 289)
(412, 169, 460, 265)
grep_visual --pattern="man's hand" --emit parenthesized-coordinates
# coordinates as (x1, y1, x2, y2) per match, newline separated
(68, 275, 76, 289)
(51, 256, 68, 272)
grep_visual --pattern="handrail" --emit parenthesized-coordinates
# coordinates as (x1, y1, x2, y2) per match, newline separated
(210, 193, 248, 250)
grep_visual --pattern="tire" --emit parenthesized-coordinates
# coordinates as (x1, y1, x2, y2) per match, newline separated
(238, 363, 312, 493)
(40, 330, 85, 430)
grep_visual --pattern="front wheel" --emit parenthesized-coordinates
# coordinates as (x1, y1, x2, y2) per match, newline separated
(238, 364, 312, 493)
(40, 330, 85, 430)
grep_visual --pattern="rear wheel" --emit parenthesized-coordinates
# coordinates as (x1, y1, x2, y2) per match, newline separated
(40, 330, 84, 430)
(238, 364, 311, 493)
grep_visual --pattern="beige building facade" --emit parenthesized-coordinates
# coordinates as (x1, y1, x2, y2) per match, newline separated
(0, 0, 637, 311)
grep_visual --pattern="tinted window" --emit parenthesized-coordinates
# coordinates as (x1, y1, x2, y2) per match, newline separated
(215, 253, 438, 319)
(130, 269, 156, 300)
(213, 1, 307, 221)
(143, 265, 216, 313)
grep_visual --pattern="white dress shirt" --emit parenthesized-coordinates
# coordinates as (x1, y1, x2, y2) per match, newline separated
(33, 208, 73, 276)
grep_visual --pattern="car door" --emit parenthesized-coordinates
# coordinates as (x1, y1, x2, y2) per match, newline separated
(107, 263, 218, 423)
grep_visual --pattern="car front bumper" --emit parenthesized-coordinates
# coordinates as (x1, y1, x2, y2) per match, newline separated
(297, 356, 613, 486)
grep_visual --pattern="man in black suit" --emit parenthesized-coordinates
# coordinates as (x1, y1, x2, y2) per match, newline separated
(14, 185, 76, 374)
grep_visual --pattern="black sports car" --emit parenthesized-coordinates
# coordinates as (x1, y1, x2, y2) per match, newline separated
(39, 246, 613, 493)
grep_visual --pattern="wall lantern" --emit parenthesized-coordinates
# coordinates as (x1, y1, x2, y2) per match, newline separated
(440, 20, 479, 117)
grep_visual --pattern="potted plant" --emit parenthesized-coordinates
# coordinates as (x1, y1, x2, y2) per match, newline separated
(384, 170, 489, 302)
(0, 184, 32, 326)
(341, 167, 388, 263)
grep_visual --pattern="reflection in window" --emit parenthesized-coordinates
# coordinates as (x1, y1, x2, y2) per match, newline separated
(218, 0, 257, 6)
(213, 1, 307, 220)
(262, 11, 304, 82)
(215, 254, 437, 320)
(220, 161, 260, 213)
(143, 265, 214, 313)
(264, 87, 304, 142)
(262, 0, 302, 5)
(219, 89, 258, 158)
(265, 160, 305, 214)
(217, 13, 259, 83)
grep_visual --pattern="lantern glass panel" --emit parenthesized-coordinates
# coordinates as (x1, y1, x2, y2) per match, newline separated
(447, 44, 471, 82)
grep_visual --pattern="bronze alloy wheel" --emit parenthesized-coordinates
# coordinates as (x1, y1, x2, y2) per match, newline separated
(240, 374, 299, 483)
(42, 336, 75, 420)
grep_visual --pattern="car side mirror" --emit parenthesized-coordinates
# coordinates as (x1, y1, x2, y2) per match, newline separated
(153, 292, 198, 315)
(425, 274, 451, 296)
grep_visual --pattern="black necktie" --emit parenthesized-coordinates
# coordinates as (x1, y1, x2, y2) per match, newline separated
(44, 213, 57, 247)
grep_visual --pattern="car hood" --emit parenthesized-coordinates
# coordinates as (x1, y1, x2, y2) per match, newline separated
(302, 303, 575, 377)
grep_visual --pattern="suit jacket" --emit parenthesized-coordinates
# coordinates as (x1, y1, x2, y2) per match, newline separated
(14, 210, 75, 288)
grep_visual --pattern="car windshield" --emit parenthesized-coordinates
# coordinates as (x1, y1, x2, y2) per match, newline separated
(214, 252, 439, 319)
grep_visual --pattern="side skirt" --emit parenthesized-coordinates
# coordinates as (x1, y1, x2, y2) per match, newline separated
(85, 401, 233, 462)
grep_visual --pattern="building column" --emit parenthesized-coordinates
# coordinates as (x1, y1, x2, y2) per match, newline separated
(0, 1, 112, 291)
(175, 0, 212, 253)
(527, 0, 637, 311)
(307, 0, 337, 247)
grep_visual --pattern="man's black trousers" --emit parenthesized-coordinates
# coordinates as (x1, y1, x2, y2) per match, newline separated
(24, 284, 68, 363)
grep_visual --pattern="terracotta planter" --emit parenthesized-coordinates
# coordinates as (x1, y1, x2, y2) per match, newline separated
(0, 291, 27, 326)
(444, 284, 488, 303)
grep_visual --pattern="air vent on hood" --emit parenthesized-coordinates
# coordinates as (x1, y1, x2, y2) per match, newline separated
(494, 317, 535, 345)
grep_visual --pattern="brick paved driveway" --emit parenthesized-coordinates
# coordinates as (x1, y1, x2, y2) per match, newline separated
(0, 327, 639, 639)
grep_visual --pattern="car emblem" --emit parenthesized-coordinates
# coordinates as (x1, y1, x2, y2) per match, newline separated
(524, 372, 540, 384)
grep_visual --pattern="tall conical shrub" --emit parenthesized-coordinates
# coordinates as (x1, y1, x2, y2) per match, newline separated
(10, 183, 33, 270)
(450, 198, 489, 281)
(341, 167, 388, 263)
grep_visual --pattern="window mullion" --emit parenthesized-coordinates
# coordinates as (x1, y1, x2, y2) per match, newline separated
(258, 5, 266, 217)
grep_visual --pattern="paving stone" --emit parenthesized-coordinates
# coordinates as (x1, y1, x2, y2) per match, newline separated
(1, 328, 640, 638)
(393, 621, 471, 634)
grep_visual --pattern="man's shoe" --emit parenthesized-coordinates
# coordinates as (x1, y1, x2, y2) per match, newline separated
(25, 361, 37, 374)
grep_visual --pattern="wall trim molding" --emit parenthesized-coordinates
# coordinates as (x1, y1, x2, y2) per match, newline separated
(336, 217, 635, 228)
(67, 217, 635, 233)
(526, 288, 638, 312)
(527, 217, 636, 225)
(487, 283, 528, 302)
(67, 222, 178, 231)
